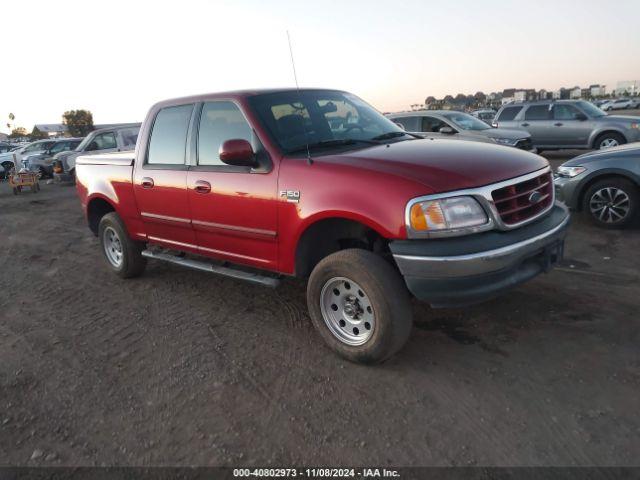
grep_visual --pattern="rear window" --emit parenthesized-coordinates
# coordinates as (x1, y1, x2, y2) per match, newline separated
(147, 104, 194, 165)
(392, 116, 420, 131)
(497, 106, 523, 122)
(524, 105, 550, 120)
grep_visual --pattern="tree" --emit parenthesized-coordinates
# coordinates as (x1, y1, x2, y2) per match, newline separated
(9, 127, 28, 139)
(30, 126, 48, 140)
(425, 96, 436, 105)
(62, 109, 94, 137)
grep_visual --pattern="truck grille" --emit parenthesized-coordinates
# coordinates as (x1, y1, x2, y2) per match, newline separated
(491, 171, 552, 225)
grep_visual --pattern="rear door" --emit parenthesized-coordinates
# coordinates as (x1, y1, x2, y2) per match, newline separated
(520, 104, 554, 146)
(551, 104, 592, 147)
(186, 100, 278, 270)
(133, 104, 197, 250)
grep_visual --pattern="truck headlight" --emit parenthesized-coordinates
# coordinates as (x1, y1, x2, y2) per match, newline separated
(556, 166, 586, 178)
(408, 196, 488, 237)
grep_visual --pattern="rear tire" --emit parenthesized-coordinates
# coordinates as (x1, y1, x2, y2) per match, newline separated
(307, 249, 413, 364)
(583, 178, 638, 229)
(98, 212, 147, 278)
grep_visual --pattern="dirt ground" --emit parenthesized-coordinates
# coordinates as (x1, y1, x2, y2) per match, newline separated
(0, 154, 639, 467)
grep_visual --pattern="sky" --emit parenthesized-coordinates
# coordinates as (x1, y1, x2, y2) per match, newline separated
(2, 0, 639, 134)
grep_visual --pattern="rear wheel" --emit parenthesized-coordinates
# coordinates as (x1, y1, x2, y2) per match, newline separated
(583, 178, 638, 228)
(307, 249, 413, 364)
(594, 132, 625, 150)
(98, 212, 147, 278)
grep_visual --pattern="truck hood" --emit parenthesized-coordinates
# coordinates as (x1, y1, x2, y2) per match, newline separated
(322, 138, 548, 193)
(603, 115, 640, 123)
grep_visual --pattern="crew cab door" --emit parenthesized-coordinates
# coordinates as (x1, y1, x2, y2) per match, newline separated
(186, 101, 278, 270)
(133, 103, 197, 250)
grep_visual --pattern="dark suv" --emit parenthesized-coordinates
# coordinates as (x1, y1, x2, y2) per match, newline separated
(493, 100, 640, 151)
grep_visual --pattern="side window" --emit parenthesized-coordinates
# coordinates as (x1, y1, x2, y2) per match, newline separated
(92, 132, 117, 150)
(197, 101, 252, 166)
(120, 127, 139, 148)
(421, 116, 448, 133)
(553, 105, 581, 120)
(147, 104, 194, 165)
(393, 117, 419, 131)
(497, 106, 523, 122)
(524, 105, 551, 120)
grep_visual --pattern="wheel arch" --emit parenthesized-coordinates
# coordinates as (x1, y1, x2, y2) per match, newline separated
(86, 194, 117, 236)
(590, 129, 628, 149)
(293, 214, 392, 278)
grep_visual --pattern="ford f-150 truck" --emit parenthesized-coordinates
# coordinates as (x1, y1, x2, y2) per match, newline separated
(75, 89, 570, 363)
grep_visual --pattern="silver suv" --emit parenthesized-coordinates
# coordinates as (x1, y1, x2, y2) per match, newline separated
(493, 100, 640, 151)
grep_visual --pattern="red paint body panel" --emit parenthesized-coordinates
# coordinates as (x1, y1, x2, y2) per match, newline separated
(75, 89, 550, 276)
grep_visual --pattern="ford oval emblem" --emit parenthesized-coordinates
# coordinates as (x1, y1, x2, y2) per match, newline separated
(528, 191, 543, 204)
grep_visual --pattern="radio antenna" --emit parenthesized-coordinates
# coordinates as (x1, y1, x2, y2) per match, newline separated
(286, 30, 312, 165)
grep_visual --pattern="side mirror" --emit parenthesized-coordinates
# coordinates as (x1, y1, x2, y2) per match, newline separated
(219, 139, 256, 167)
(575, 113, 587, 121)
(439, 126, 455, 134)
(394, 122, 406, 130)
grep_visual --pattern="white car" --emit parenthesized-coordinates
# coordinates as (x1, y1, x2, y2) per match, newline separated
(0, 139, 56, 174)
(601, 99, 633, 111)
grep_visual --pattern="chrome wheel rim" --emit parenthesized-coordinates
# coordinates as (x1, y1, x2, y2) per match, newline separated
(599, 138, 619, 149)
(320, 277, 375, 346)
(103, 226, 124, 267)
(589, 187, 630, 223)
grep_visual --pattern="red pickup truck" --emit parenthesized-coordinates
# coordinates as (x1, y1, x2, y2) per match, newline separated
(76, 89, 570, 363)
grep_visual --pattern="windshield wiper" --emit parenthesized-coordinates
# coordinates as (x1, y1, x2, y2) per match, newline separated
(288, 138, 380, 154)
(370, 131, 421, 141)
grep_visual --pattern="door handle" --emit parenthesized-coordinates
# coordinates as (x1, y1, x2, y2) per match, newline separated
(194, 180, 211, 194)
(554, 122, 563, 127)
(521, 122, 530, 127)
(141, 177, 154, 188)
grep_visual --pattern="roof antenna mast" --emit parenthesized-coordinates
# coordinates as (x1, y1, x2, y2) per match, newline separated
(287, 30, 313, 165)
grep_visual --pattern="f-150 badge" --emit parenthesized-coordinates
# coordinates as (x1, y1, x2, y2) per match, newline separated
(280, 190, 300, 203)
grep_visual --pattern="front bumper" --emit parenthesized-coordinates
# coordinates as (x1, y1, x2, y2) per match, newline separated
(553, 175, 581, 209)
(390, 204, 570, 307)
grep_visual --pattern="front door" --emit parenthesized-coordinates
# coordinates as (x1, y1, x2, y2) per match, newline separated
(133, 103, 197, 250)
(550, 104, 593, 148)
(187, 101, 279, 271)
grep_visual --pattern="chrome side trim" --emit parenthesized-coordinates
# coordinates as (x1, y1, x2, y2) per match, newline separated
(405, 166, 553, 238)
(394, 208, 569, 278)
(141, 212, 191, 224)
(192, 219, 277, 238)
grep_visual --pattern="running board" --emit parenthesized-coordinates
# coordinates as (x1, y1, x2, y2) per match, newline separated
(141, 250, 280, 288)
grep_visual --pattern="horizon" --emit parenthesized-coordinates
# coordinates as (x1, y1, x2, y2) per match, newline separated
(2, 0, 639, 134)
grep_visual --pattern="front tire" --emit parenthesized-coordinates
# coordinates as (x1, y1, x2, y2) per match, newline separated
(98, 212, 147, 278)
(594, 132, 625, 150)
(583, 178, 638, 228)
(307, 249, 413, 364)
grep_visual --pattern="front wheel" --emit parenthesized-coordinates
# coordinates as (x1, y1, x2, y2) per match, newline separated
(595, 132, 625, 150)
(98, 212, 147, 278)
(307, 249, 413, 364)
(583, 178, 638, 228)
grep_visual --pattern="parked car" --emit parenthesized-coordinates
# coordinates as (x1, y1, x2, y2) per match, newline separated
(0, 142, 17, 154)
(470, 109, 496, 124)
(629, 98, 640, 109)
(75, 88, 569, 364)
(0, 139, 56, 178)
(493, 100, 640, 150)
(555, 143, 640, 228)
(22, 138, 83, 177)
(388, 110, 534, 150)
(602, 99, 634, 111)
(53, 124, 140, 182)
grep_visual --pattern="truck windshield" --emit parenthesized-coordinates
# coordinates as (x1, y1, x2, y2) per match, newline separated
(249, 90, 409, 154)
(441, 112, 491, 131)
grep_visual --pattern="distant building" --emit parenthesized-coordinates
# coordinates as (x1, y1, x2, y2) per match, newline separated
(615, 80, 639, 95)
(590, 84, 606, 97)
(33, 124, 68, 137)
(569, 87, 582, 99)
(0, 132, 8, 141)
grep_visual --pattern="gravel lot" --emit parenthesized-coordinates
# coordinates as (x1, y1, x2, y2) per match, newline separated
(0, 152, 639, 467)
